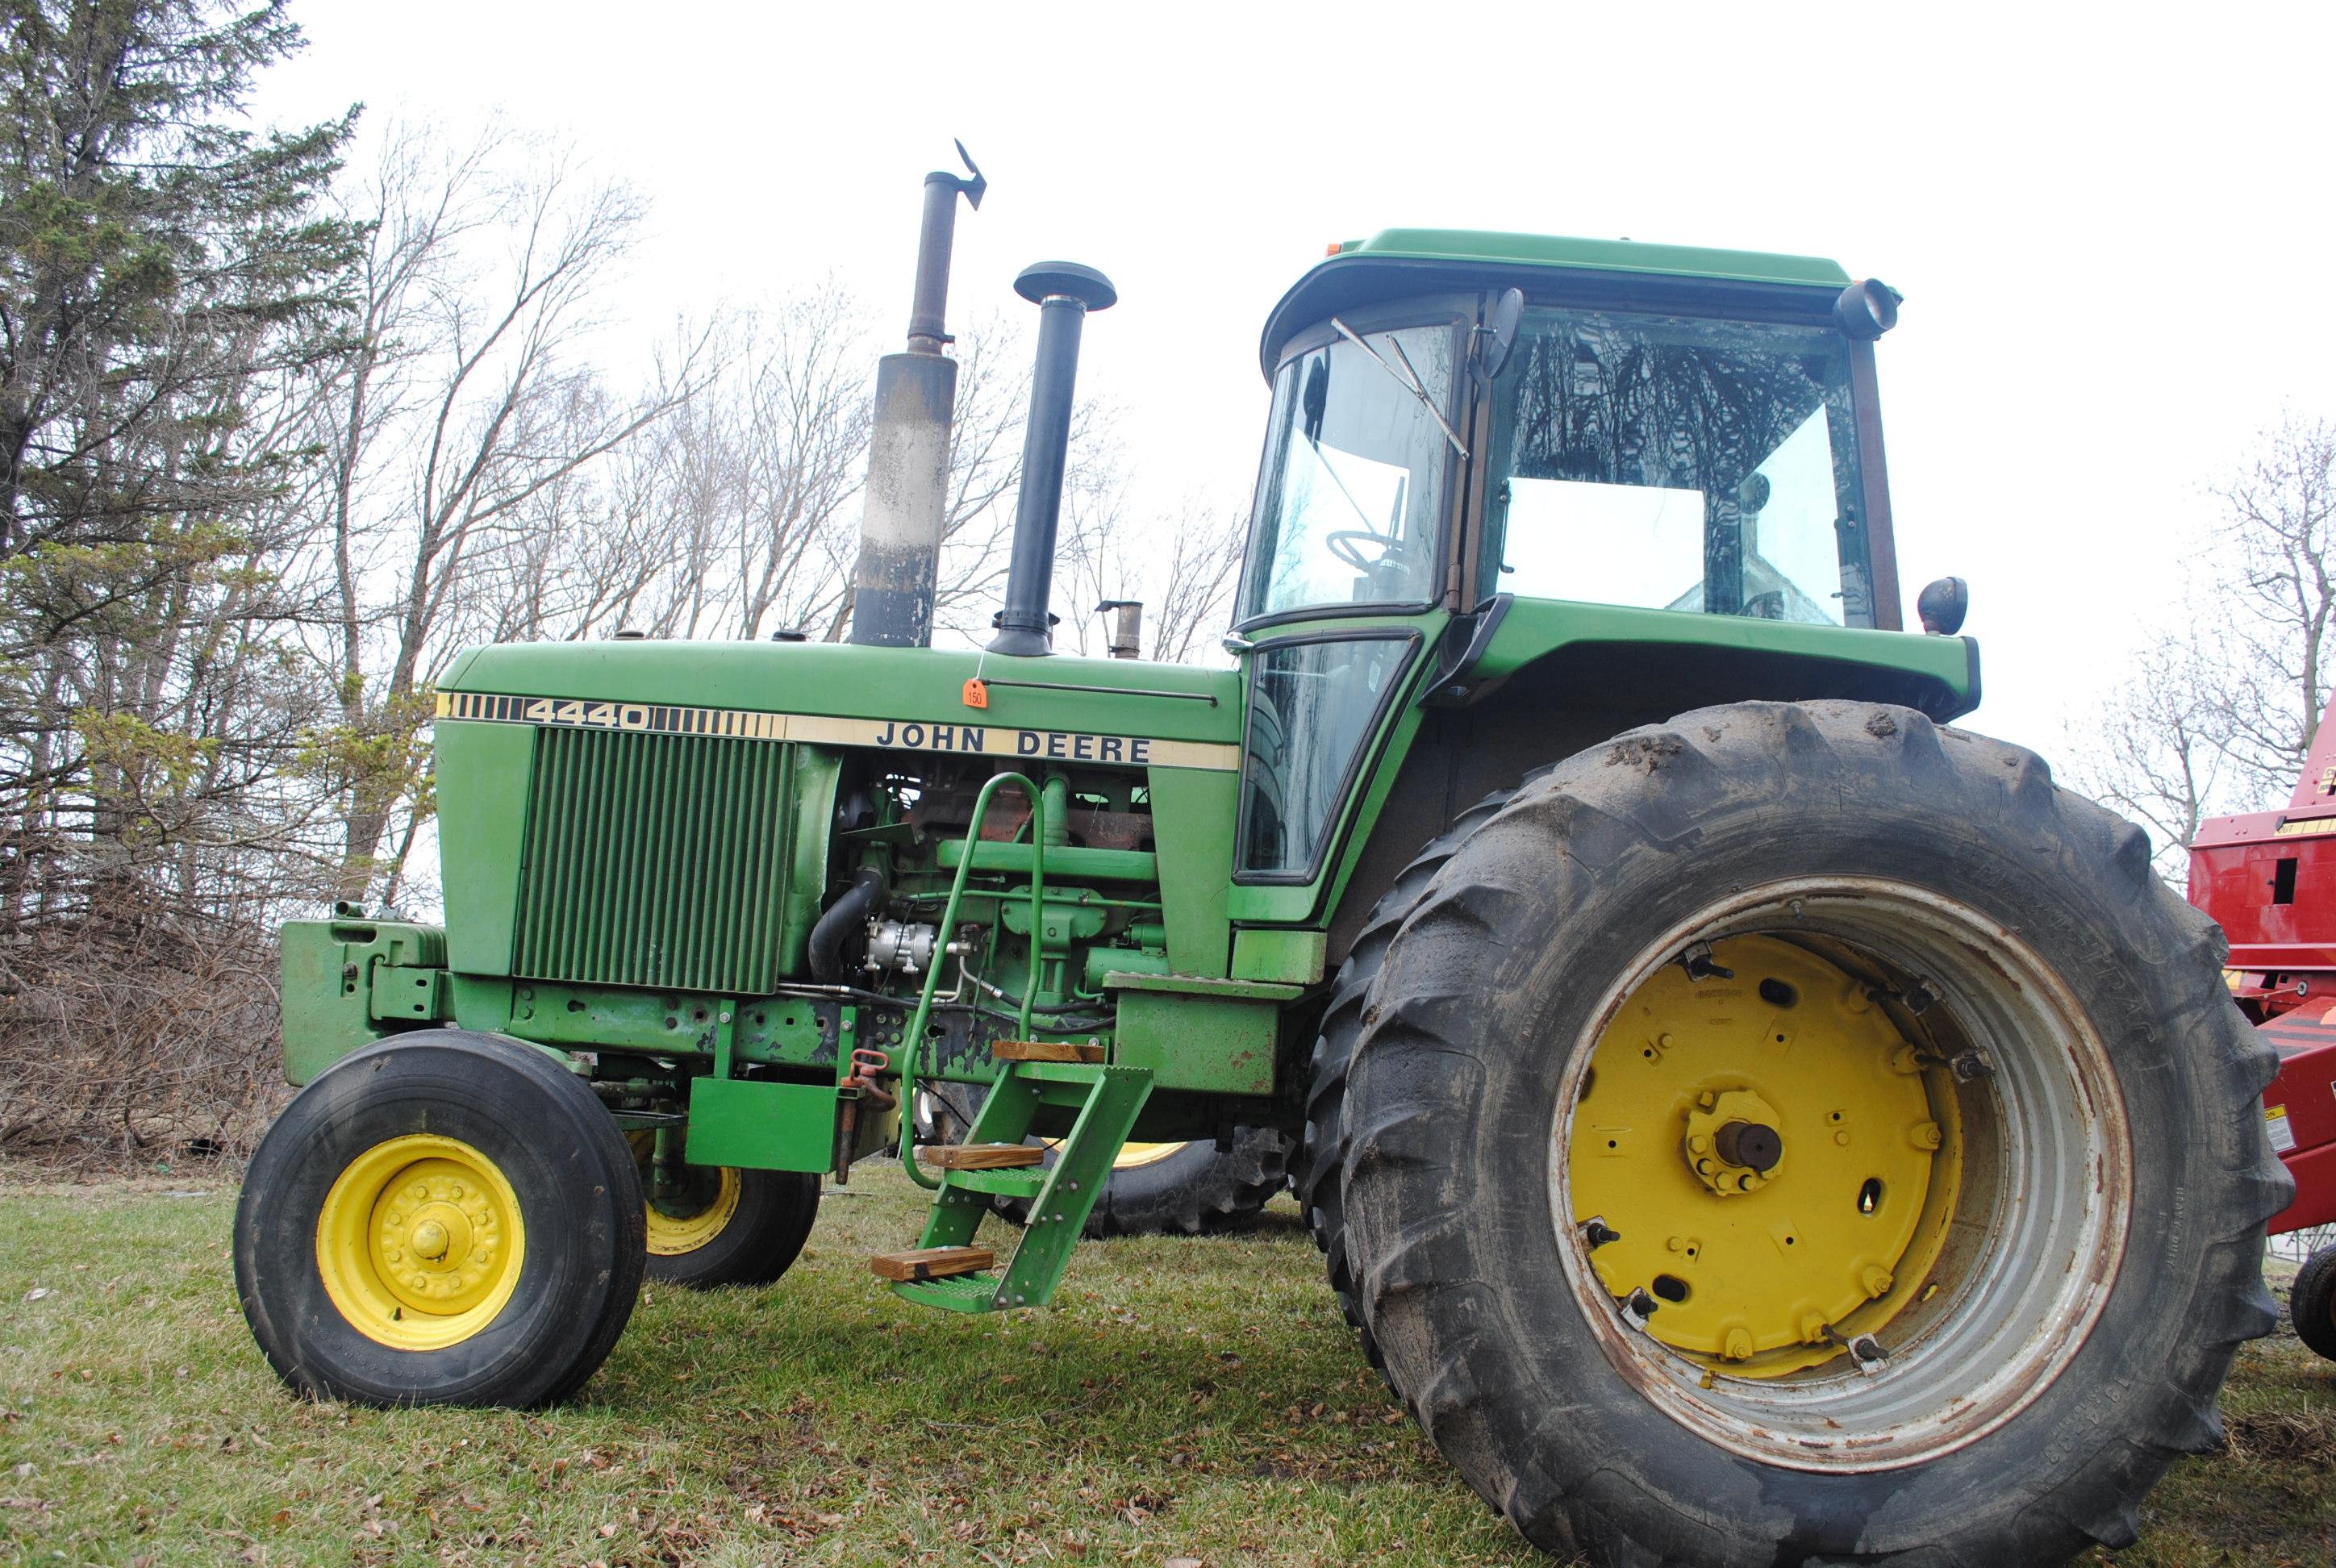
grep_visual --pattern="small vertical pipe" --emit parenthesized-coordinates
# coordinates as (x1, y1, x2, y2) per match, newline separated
(1107, 601, 1142, 660)
(905, 172, 965, 355)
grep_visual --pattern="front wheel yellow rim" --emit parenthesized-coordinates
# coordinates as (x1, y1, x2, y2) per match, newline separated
(628, 1132, 743, 1255)
(315, 1134, 526, 1351)
(644, 1168, 742, 1255)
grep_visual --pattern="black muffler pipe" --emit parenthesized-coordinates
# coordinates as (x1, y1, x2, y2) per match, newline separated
(987, 261, 1117, 657)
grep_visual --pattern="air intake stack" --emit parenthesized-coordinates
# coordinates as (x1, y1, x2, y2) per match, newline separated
(847, 144, 985, 648)
(987, 261, 1117, 657)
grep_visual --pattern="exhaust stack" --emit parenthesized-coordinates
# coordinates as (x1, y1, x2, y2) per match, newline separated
(987, 261, 1117, 657)
(1098, 598, 1143, 659)
(848, 144, 985, 648)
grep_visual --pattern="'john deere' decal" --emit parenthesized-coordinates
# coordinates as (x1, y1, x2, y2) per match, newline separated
(868, 719, 1150, 764)
(432, 690, 1238, 772)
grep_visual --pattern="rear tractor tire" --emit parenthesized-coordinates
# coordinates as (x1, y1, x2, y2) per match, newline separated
(998, 1127, 1294, 1237)
(1079, 1129, 1293, 1236)
(628, 1132, 820, 1289)
(235, 1032, 646, 1407)
(1330, 701, 2288, 1564)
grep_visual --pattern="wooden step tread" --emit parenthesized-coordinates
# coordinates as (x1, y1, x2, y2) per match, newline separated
(917, 1143, 1045, 1170)
(992, 1039, 1105, 1064)
(869, 1245, 994, 1282)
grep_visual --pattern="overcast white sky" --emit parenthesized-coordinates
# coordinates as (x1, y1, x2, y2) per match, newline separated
(255, 1, 2336, 761)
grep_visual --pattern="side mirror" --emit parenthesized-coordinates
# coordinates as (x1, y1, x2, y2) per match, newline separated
(1833, 278, 1900, 340)
(1916, 576, 1969, 636)
(1476, 287, 1525, 381)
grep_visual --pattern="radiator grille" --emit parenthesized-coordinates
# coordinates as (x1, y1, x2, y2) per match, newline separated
(513, 726, 796, 995)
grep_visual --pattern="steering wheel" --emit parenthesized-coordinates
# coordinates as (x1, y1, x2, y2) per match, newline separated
(1326, 529, 1404, 573)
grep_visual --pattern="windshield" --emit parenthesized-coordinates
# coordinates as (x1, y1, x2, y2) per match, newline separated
(1483, 308, 1873, 625)
(1241, 322, 1458, 620)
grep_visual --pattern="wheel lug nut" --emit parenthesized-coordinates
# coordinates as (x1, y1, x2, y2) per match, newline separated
(1725, 1328, 1754, 1360)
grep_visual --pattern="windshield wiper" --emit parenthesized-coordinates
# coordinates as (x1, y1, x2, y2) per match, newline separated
(1330, 317, 1468, 460)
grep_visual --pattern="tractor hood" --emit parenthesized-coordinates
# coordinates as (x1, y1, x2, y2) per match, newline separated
(436, 640, 1244, 766)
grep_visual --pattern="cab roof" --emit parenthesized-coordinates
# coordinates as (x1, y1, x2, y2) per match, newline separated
(1258, 227, 1858, 380)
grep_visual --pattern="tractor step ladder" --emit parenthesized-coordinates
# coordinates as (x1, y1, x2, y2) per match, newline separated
(876, 1045, 1153, 1314)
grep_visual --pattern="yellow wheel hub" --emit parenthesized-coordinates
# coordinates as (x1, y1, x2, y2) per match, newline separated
(628, 1132, 742, 1256)
(315, 1134, 525, 1351)
(1570, 934, 1959, 1375)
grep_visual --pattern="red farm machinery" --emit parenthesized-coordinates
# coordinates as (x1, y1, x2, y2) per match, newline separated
(2189, 698, 2336, 1355)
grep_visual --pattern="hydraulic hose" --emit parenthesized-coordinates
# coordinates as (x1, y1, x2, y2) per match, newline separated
(807, 865, 888, 984)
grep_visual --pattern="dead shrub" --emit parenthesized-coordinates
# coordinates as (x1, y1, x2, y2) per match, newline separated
(0, 911, 288, 1171)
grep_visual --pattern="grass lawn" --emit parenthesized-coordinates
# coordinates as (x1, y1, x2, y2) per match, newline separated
(0, 1167, 2329, 1567)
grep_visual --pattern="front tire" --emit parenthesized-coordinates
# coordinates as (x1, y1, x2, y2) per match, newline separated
(1336, 702, 2288, 1564)
(629, 1131, 820, 1288)
(235, 1032, 646, 1407)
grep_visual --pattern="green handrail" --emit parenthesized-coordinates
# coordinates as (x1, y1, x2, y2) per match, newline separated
(895, 770, 1046, 1190)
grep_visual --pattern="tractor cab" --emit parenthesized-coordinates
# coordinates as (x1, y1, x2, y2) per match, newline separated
(1227, 232, 1959, 928)
(1241, 232, 1901, 636)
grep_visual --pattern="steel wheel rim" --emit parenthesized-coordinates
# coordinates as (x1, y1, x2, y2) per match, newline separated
(1567, 931, 1962, 1376)
(1547, 878, 2132, 1472)
(315, 1133, 527, 1351)
(628, 1132, 741, 1256)
(1112, 1141, 1190, 1170)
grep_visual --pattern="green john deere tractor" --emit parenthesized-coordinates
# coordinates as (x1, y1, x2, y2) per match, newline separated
(234, 155, 2286, 1565)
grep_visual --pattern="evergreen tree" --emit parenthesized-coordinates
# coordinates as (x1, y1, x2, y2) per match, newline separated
(0, 0, 358, 936)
